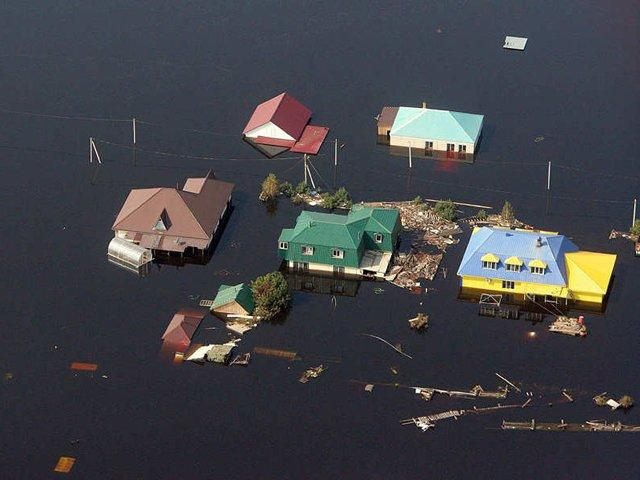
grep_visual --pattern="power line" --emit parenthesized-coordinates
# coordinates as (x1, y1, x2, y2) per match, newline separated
(94, 138, 304, 162)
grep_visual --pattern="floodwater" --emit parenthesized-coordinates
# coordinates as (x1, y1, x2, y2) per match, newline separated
(1, 1, 639, 478)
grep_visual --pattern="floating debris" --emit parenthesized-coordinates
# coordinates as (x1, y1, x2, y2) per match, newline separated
(549, 316, 587, 337)
(185, 342, 236, 364)
(4, 372, 14, 382)
(390, 366, 399, 375)
(299, 365, 325, 383)
(360, 333, 413, 359)
(230, 353, 251, 366)
(70, 362, 98, 372)
(226, 321, 257, 335)
(594, 392, 634, 410)
(534, 135, 545, 143)
(501, 419, 640, 433)
(408, 313, 429, 330)
(253, 347, 299, 361)
(54, 456, 76, 473)
(364, 384, 375, 393)
(495, 372, 521, 393)
(503, 36, 528, 51)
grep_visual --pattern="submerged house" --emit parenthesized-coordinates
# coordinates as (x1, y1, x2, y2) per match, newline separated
(457, 227, 616, 307)
(278, 205, 402, 278)
(161, 308, 206, 353)
(242, 92, 329, 157)
(111, 171, 234, 257)
(377, 103, 484, 155)
(210, 283, 255, 319)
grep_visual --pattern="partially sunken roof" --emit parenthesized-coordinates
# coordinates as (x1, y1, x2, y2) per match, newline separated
(243, 92, 312, 140)
(457, 227, 579, 286)
(161, 308, 206, 349)
(390, 107, 484, 144)
(212, 283, 255, 314)
(279, 207, 400, 249)
(112, 171, 234, 246)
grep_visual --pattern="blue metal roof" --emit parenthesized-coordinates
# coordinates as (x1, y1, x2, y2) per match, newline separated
(390, 107, 484, 144)
(456, 227, 579, 286)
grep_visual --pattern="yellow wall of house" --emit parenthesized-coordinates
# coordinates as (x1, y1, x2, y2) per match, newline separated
(460, 276, 604, 304)
(213, 301, 250, 316)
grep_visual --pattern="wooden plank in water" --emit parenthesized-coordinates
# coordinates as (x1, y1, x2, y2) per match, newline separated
(54, 456, 76, 473)
(70, 362, 98, 372)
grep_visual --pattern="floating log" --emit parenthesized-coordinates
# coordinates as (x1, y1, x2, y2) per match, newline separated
(501, 419, 640, 432)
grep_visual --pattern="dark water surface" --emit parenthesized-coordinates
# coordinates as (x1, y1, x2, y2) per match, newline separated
(1, 1, 639, 478)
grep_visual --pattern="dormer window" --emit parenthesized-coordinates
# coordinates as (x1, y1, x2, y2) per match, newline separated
(374, 233, 384, 243)
(279, 241, 288, 250)
(153, 209, 170, 231)
(528, 259, 547, 275)
(332, 248, 344, 259)
(481, 253, 500, 270)
(302, 245, 314, 256)
(505, 256, 523, 272)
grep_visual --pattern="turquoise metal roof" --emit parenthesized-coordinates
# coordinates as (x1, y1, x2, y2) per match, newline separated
(212, 283, 255, 313)
(456, 227, 579, 286)
(390, 107, 484, 144)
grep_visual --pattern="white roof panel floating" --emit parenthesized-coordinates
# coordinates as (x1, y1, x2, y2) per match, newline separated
(503, 36, 528, 50)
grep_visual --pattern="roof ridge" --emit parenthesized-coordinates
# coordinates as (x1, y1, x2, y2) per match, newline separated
(392, 108, 427, 133)
(178, 190, 211, 239)
(447, 111, 475, 143)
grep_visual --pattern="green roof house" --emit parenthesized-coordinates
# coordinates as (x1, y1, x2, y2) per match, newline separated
(278, 205, 401, 278)
(377, 104, 484, 155)
(211, 283, 255, 318)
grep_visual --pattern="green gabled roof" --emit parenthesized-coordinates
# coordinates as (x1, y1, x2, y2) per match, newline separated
(390, 107, 483, 144)
(212, 283, 255, 313)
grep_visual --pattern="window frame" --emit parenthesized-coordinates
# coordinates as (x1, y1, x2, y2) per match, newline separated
(301, 245, 314, 256)
(331, 248, 344, 259)
(482, 260, 498, 270)
(374, 233, 384, 244)
(502, 280, 515, 290)
(279, 241, 288, 250)
(505, 263, 520, 272)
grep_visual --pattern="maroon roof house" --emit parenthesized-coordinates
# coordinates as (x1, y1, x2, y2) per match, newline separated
(161, 308, 206, 352)
(242, 92, 329, 157)
(112, 171, 234, 255)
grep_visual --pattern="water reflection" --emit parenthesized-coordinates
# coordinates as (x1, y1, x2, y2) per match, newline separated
(284, 271, 360, 297)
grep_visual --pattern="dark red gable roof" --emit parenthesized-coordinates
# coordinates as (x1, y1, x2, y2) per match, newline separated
(243, 92, 312, 140)
(161, 308, 206, 351)
(290, 125, 330, 155)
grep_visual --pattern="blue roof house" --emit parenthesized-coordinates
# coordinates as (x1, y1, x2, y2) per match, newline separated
(377, 103, 484, 155)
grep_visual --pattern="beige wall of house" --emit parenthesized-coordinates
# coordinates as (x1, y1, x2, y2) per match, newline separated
(286, 261, 386, 278)
(213, 301, 250, 317)
(390, 135, 476, 154)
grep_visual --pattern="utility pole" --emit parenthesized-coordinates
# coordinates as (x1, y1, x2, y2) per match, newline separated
(633, 198, 637, 229)
(132, 118, 137, 145)
(334, 138, 338, 166)
(408, 143, 412, 168)
(304, 154, 308, 185)
(547, 161, 551, 190)
(89, 137, 102, 164)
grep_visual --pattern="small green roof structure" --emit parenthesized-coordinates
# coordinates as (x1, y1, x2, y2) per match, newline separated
(212, 283, 255, 314)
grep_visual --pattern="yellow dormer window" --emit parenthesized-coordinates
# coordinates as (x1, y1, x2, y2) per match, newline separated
(505, 256, 523, 272)
(528, 259, 547, 274)
(481, 253, 499, 270)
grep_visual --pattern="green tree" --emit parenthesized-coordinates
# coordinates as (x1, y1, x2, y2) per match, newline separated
(477, 209, 488, 221)
(434, 199, 456, 221)
(260, 173, 280, 202)
(501, 201, 515, 223)
(618, 395, 634, 409)
(321, 192, 338, 209)
(295, 181, 310, 196)
(279, 181, 294, 198)
(251, 271, 291, 321)
(631, 220, 640, 236)
(333, 187, 352, 208)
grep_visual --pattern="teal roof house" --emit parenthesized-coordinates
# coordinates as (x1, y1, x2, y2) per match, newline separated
(210, 283, 255, 318)
(278, 205, 401, 278)
(377, 103, 484, 154)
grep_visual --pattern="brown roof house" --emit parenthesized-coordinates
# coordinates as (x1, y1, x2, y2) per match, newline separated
(112, 171, 234, 258)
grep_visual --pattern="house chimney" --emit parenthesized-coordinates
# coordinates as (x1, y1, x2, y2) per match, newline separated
(422, 102, 427, 109)
(536, 236, 542, 248)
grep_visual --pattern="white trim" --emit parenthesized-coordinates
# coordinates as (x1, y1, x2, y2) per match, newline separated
(279, 241, 289, 250)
